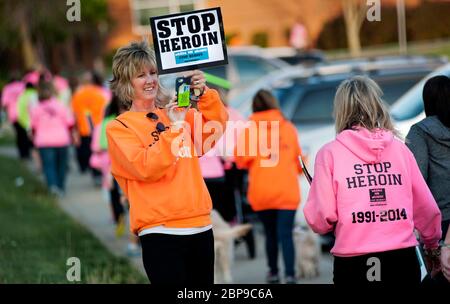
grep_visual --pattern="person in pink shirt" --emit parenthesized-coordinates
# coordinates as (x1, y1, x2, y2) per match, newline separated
(1, 73, 26, 157)
(199, 143, 226, 219)
(53, 74, 72, 106)
(1, 73, 25, 125)
(30, 80, 75, 196)
(304, 76, 442, 285)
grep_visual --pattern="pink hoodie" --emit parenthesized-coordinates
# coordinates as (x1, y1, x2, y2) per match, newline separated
(198, 107, 246, 178)
(30, 97, 75, 148)
(199, 148, 225, 179)
(304, 127, 441, 257)
(1, 81, 25, 123)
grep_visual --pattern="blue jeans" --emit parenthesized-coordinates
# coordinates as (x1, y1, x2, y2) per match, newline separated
(39, 147, 68, 192)
(258, 209, 296, 277)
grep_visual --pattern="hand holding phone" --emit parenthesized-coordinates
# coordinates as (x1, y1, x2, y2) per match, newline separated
(176, 76, 191, 107)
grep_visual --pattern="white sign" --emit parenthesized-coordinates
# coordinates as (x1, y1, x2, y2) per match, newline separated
(150, 7, 228, 74)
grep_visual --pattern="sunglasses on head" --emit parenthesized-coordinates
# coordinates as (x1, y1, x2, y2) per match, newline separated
(146, 112, 166, 133)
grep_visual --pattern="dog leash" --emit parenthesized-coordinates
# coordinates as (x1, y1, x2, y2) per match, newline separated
(299, 156, 313, 185)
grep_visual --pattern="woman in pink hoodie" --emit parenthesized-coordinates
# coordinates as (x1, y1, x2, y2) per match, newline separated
(304, 76, 442, 285)
(30, 80, 75, 196)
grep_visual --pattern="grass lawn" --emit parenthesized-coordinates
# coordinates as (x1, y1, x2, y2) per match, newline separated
(0, 155, 147, 283)
(0, 124, 15, 146)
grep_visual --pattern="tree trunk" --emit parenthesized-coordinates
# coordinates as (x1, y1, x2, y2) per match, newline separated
(344, 12, 362, 57)
(342, 0, 366, 58)
(64, 37, 77, 73)
(19, 18, 37, 69)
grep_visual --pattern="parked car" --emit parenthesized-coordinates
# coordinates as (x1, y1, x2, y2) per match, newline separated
(258, 46, 325, 66)
(159, 47, 290, 92)
(230, 55, 446, 120)
(391, 62, 450, 137)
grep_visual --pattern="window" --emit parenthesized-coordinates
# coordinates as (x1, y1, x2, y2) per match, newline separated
(378, 79, 419, 106)
(292, 86, 337, 124)
(233, 56, 280, 84)
(131, 0, 199, 35)
(390, 85, 424, 121)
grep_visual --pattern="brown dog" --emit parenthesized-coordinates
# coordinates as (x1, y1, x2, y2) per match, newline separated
(211, 209, 252, 283)
(293, 225, 321, 279)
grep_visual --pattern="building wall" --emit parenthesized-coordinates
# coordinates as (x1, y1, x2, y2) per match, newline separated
(106, 0, 141, 50)
(105, 0, 423, 50)
(207, 0, 341, 47)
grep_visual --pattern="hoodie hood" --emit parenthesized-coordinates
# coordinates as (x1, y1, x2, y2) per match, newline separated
(336, 127, 394, 163)
(417, 116, 450, 147)
(249, 109, 284, 122)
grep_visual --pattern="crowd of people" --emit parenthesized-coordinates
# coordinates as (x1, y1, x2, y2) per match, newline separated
(1, 39, 449, 286)
(0, 66, 141, 254)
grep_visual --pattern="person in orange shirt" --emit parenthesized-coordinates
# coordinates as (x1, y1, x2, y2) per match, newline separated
(106, 41, 228, 284)
(234, 89, 303, 284)
(71, 71, 108, 177)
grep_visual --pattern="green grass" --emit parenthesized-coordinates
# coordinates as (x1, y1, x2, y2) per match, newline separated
(0, 155, 147, 283)
(0, 125, 15, 146)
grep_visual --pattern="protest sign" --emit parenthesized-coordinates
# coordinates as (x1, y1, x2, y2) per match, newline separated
(150, 7, 228, 74)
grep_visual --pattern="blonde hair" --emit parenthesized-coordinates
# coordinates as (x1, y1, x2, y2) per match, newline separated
(333, 75, 399, 137)
(38, 80, 56, 101)
(110, 40, 171, 109)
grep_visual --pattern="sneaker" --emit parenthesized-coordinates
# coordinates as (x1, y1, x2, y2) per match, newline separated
(266, 272, 280, 284)
(115, 215, 126, 238)
(285, 276, 297, 284)
(126, 243, 140, 257)
(49, 186, 64, 199)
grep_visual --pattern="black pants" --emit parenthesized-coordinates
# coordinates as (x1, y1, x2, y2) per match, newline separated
(76, 135, 101, 179)
(442, 219, 449, 241)
(204, 177, 231, 220)
(333, 247, 421, 285)
(110, 179, 124, 223)
(13, 122, 32, 159)
(223, 165, 245, 221)
(140, 229, 214, 285)
(76, 136, 92, 173)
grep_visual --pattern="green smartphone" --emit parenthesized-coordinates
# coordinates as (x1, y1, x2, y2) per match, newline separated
(176, 76, 191, 107)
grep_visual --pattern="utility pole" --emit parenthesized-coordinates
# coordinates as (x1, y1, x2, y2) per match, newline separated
(396, 0, 407, 55)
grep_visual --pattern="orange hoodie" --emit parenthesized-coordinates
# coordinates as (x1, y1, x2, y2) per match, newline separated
(234, 109, 302, 211)
(106, 89, 228, 234)
(71, 84, 108, 137)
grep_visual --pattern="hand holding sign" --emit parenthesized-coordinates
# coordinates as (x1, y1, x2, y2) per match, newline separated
(186, 69, 206, 97)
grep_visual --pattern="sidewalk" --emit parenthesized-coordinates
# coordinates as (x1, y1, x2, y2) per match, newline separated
(0, 146, 333, 284)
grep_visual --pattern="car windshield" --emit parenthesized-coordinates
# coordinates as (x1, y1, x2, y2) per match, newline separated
(288, 73, 431, 125)
(291, 85, 337, 124)
(390, 63, 450, 121)
(234, 55, 281, 83)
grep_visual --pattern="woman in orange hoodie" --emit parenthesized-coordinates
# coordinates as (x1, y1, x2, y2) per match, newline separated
(106, 41, 227, 284)
(235, 89, 303, 284)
